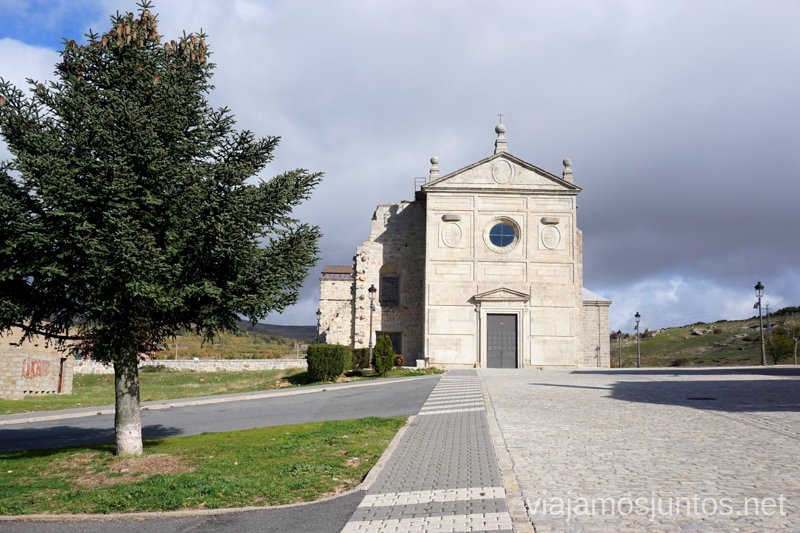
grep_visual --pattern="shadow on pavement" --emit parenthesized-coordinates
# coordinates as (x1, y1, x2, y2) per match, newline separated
(607, 378, 800, 413)
(572, 367, 800, 377)
(0, 424, 184, 454)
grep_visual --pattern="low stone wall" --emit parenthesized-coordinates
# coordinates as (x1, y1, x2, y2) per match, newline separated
(74, 358, 308, 375)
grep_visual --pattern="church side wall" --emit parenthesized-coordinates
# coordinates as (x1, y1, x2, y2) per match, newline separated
(318, 276, 355, 346)
(352, 201, 426, 361)
(581, 301, 611, 367)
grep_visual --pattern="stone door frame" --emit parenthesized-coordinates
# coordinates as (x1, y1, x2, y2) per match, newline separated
(472, 287, 530, 369)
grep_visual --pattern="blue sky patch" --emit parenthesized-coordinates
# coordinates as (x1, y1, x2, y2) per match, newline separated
(0, 0, 104, 49)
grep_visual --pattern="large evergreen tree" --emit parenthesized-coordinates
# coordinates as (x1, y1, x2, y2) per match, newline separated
(0, 3, 321, 455)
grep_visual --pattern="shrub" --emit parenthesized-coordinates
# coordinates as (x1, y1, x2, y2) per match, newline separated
(394, 354, 404, 367)
(372, 335, 394, 376)
(767, 334, 794, 365)
(306, 344, 352, 381)
(352, 348, 371, 370)
(712, 327, 723, 334)
(140, 364, 178, 373)
(669, 357, 692, 367)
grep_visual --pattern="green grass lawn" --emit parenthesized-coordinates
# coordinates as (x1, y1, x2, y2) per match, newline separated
(0, 368, 306, 415)
(0, 367, 443, 416)
(0, 417, 405, 515)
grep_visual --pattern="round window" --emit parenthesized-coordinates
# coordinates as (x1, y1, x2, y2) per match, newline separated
(489, 222, 516, 247)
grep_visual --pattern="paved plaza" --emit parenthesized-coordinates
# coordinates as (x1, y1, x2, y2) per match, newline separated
(481, 367, 800, 532)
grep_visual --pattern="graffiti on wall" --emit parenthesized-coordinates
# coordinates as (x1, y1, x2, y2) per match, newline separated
(21, 358, 51, 378)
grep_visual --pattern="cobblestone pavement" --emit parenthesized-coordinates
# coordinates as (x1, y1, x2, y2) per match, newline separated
(481, 367, 800, 532)
(343, 370, 513, 532)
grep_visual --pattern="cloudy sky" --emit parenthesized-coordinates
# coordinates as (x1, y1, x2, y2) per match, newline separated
(1, 0, 798, 332)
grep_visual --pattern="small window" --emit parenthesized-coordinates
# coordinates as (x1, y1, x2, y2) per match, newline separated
(380, 274, 399, 306)
(489, 222, 516, 247)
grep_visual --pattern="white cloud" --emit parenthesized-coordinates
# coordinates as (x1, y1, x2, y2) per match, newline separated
(602, 272, 794, 333)
(0, 38, 60, 160)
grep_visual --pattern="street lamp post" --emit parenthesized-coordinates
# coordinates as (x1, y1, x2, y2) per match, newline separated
(635, 312, 641, 368)
(617, 329, 622, 368)
(315, 308, 322, 343)
(755, 281, 766, 366)
(368, 284, 377, 364)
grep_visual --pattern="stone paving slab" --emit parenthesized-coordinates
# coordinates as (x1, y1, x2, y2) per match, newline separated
(343, 370, 513, 532)
(481, 368, 800, 532)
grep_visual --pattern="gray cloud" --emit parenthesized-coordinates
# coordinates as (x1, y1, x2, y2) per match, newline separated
(6, 0, 799, 330)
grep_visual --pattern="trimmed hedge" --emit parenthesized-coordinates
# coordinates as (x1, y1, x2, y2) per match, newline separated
(306, 344, 352, 381)
(373, 335, 394, 376)
(352, 348, 370, 370)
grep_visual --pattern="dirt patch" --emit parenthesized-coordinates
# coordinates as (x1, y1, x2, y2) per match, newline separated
(46, 452, 194, 489)
(345, 456, 361, 468)
(110, 453, 194, 476)
(49, 451, 102, 471)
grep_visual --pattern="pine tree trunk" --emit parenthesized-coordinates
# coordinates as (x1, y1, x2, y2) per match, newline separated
(114, 357, 143, 456)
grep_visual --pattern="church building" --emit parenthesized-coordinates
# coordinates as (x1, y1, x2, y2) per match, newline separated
(318, 123, 611, 368)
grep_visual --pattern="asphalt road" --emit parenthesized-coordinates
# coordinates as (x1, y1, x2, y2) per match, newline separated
(0, 491, 367, 533)
(0, 376, 440, 453)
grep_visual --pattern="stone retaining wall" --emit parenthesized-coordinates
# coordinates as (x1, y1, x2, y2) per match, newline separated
(74, 358, 308, 374)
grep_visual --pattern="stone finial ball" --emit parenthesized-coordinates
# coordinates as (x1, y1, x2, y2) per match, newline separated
(430, 156, 439, 165)
(563, 158, 572, 167)
(495, 123, 506, 134)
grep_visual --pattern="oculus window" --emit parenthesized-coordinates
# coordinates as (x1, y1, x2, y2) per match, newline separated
(483, 218, 520, 253)
(489, 222, 516, 247)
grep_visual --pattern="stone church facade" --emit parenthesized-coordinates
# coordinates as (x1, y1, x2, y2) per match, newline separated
(318, 124, 611, 368)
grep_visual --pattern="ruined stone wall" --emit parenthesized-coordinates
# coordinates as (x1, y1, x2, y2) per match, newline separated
(581, 301, 611, 367)
(353, 201, 426, 360)
(0, 328, 75, 399)
(318, 273, 355, 346)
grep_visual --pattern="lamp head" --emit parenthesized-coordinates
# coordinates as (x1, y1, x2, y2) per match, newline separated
(755, 281, 764, 298)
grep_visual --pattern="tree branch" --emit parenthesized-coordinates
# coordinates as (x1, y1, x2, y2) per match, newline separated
(11, 324, 85, 342)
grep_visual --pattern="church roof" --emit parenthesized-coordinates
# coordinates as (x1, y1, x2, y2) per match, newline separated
(582, 288, 611, 303)
(321, 265, 353, 274)
(421, 124, 581, 193)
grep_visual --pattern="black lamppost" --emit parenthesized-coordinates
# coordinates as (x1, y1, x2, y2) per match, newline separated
(315, 308, 322, 342)
(368, 284, 377, 363)
(634, 312, 641, 368)
(755, 281, 766, 366)
(617, 329, 622, 368)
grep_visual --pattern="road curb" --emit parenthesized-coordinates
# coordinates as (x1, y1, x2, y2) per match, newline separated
(0, 374, 440, 426)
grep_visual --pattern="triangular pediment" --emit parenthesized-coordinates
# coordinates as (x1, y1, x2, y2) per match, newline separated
(472, 287, 531, 303)
(422, 152, 580, 192)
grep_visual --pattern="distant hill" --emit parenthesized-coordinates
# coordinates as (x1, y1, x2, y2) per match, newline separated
(153, 322, 314, 360)
(613, 308, 799, 367)
(238, 321, 316, 343)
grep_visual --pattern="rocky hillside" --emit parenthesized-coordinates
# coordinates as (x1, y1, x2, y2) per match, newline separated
(613, 308, 799, 367)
